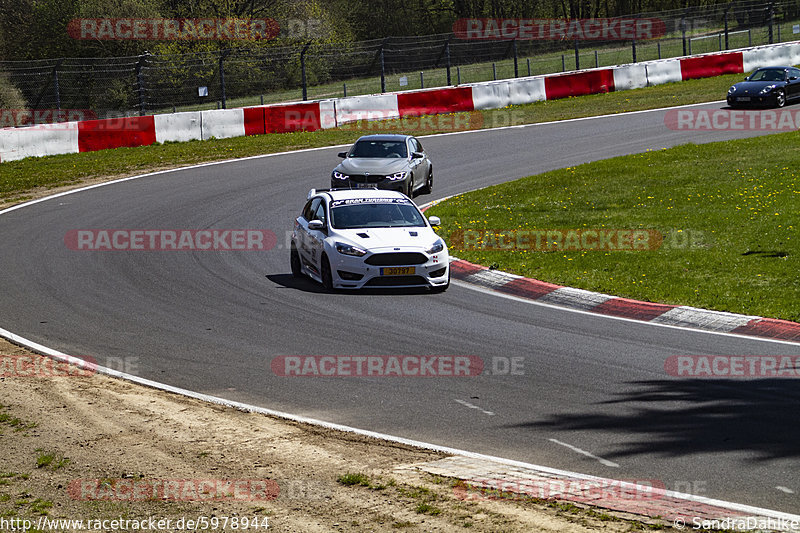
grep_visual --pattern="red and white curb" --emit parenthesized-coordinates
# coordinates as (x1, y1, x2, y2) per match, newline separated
(449, 257, 800, 343)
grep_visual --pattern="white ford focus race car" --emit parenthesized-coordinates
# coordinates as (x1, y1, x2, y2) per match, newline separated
(290, 188, 449, 291)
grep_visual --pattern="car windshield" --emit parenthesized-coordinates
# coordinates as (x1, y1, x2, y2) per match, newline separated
(749, 69, 786, 82)
(330, 198, 426, 229)
(349, 140, 408, 158)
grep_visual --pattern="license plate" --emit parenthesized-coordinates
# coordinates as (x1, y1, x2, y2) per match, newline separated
(356, 182, 373, 189)
(380, 267, 415, 276)
(738, 97, 751, 102)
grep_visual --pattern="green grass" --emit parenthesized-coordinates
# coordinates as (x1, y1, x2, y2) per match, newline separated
(414, 502, 442, 515)
(426, 134, 800, 321)
(35, 451, 69, 470)
(336, 472, 372, 487)
(0, 71, 742, 204)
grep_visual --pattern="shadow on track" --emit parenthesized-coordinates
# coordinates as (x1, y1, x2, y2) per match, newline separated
(503, 378, 800, 461)
(266, 273, 432, 296)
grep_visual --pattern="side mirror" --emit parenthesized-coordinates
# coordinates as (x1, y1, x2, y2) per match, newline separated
(337, 151, 348, 158)
(411, 151, 424, 159)
(428, 216, 441, 226)
(308, 220, 325, 231)
(790, 76, 798, 81)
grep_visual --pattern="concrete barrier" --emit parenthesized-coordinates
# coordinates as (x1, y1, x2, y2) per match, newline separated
(679, 52, 743, 80)
(508, 77, 547, 105)
(397, 87, 474, 117)
(78, 116, 156, 153)
(335, 94, 399, 125)
(742, 44, 795, 72)
(0, 122, 79, 162)
(645, 59, 682, 86)
(544, 69, 615, 100)
(471, 82, 511, 110)
(200, 109, 245, 140)
(154, 112, 202, 143)
(613, 64, 648, 91)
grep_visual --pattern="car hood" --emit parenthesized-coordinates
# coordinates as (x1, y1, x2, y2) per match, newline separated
(334, 227, 440, 251)
(336, 158, 410, 175)
(732, 80, 784, 95)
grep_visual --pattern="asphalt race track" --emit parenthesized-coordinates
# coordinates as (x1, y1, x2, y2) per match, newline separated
(1, 102, 799, 513)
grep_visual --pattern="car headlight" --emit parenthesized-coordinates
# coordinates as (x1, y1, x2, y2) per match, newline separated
(426, 239, 445, 254)
(332, 171, 349, 180)
(387, 171, 407, 181)
(760, 84, 777, 95)
(727, 86, 736, 94)
(335, 241, 367, 257)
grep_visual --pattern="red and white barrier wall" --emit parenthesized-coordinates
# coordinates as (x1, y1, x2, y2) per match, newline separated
(0, 121, 79, 161)
(3, 41, 800, 162)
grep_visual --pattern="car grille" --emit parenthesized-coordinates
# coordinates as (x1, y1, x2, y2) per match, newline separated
(365, 252, 428, 266)
(349, 174, 384, 183)
(365, 276, 427, 286)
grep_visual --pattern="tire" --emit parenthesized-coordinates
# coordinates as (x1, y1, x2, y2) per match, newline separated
(290, 244, 302, 278)
(405, 176, 414, 198)
(420, 168, 433, 194)
(321, 254, 334, 291)
(776, 90, 786, 108)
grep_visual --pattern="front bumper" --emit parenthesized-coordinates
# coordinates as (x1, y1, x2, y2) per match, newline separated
(328, 249, 449, 289)
(330, 178, 407, 193)
(727, 93, 778, 107)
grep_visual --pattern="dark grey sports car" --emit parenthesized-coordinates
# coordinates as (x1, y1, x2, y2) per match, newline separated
(330, 134, 433, 198)
(727, 66, 800, 108)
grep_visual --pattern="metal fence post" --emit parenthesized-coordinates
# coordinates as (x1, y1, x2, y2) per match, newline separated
(768, 3, 774, 44)
(632, 38, 637, 63)
(301, 42, 311, 101)
(681, 16, 687, 56)
(380, 43, 386, 93)
(513, 39, 518, 78)
(219, 50, 230, 110)
(574, 39, 579, 71)
(445, 39, 451, 86)
(724, 3, 730, 50)
(136, 53, 147, 116)
(53, 65, 61, 112)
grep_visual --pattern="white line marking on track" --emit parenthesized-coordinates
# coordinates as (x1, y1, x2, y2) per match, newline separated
(455, 399, 495, 416)
(449, 279, 800, 347)
(549, 438, 620, 468)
